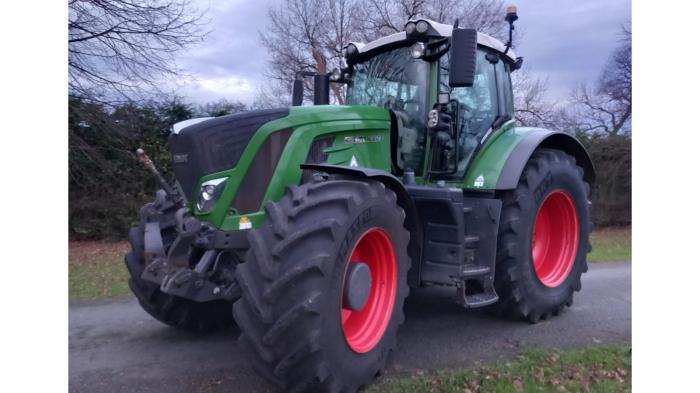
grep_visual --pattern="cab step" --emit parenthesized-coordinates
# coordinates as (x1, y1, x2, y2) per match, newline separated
(463, 291, 499, 308)
(463, 235, 480, 248)
(460, 264, 490, 278)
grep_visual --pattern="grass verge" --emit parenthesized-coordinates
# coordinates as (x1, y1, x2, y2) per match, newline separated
(69, 241, 130, 301)
(588, 226, 630, 263)
(367, 344, 631, 393)
(68, 227, 630, 301)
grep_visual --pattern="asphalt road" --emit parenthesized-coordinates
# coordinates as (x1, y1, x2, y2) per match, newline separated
(69, 261, 631, 393)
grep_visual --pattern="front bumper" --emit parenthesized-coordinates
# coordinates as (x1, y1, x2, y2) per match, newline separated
(140, 194, 249, 302)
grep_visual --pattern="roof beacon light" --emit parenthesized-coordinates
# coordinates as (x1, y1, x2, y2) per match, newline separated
(506, 6, 518, 23)
(503, 5, 519, 55)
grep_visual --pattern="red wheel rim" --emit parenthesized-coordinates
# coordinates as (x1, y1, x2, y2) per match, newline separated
(532, 190, 579, 287)
(341, 228, 397, 353)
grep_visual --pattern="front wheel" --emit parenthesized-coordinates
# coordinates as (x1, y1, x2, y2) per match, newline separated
(492, 149, 592, 323)
(233, 177, 410, 393)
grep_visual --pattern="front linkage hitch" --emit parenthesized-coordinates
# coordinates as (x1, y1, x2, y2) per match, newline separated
(136, 149, 247, 303)
(139, 191, 247, 303)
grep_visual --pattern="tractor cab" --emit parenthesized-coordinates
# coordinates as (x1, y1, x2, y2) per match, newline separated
(296, 15, 523, 183)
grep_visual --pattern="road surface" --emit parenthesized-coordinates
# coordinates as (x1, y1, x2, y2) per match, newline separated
(69, 261, 631, 393)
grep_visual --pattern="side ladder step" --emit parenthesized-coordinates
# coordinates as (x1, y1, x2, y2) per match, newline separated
(460, 264, 490, 278)
(463, 235, 480, 248)
(463, 291, 499, 308)
(457, 282, 499, 308)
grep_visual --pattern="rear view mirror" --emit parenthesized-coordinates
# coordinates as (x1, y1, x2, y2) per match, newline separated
(449, 28, 478, 87)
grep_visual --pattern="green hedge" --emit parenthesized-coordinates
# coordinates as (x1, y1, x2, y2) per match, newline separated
(69, 98, 188, 239)
(579, 134, 632, 227)
(68, 98, 631, 239)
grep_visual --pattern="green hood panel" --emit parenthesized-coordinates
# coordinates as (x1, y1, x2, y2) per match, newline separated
(288, 105, 391, 123)
(194, 105, 392, 230)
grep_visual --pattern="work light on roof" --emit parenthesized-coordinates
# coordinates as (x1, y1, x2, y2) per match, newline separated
(405, 21, 416, 35)
(411, 42, 425, 59)
(405, 19, 440, 40)
(416, 20, 429, 33)
(344, 43, 361, 60)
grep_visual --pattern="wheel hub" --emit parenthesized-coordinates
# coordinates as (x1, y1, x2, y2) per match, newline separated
(341, 228, 398, 354)
(343, 262, 372, 311)
(532, 190, 580, 287)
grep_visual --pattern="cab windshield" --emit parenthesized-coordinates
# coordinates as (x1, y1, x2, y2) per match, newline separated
(347, 46, 430, 175)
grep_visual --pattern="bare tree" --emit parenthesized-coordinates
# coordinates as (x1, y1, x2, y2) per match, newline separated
(512, 67, 556, 128)
(570, 25, 631, 135)
(358, 0, 506, 40)
(258, 0, 365, 106)
(69, 0, 208, 103)
(257, 0, 508, 106)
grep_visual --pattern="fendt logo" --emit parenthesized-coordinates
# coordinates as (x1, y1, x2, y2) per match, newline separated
(343, 135, 383, 144)
(172, 153, 188, 164)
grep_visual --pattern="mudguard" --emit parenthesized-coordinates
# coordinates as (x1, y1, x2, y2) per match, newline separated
(496, 130, 595, 189)
(464, 127, 595, 191)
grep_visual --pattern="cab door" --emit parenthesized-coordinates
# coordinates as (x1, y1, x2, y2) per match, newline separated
(431, 47, 514, 180)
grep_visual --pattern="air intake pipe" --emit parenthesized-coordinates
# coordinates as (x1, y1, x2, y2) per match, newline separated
(291, 71, 330, 106)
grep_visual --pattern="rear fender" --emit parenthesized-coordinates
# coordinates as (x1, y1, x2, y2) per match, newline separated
(464, 127, 595, 191)
(496, 131, 596, 189)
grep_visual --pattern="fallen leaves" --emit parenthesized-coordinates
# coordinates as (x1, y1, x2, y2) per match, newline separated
(512, 377, 524, 391)
(368, 345, 631, 393)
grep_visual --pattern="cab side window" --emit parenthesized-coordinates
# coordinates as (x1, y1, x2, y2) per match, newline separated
(439, 49, 499, 176)
(498, 61, 514, 118)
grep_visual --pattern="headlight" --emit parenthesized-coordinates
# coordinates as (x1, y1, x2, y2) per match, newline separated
(196, 177, 228, 213)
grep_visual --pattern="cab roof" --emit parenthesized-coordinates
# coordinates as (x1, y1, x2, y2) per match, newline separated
(349, 19, 517, 62)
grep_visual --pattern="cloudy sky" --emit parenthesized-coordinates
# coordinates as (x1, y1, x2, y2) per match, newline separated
(175, 0, 630, 105)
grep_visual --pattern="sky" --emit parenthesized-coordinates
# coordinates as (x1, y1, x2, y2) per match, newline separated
(175, 0, 631, 105)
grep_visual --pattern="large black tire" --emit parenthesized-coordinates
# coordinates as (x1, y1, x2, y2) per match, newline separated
(492, 149, 592, 323)
(233, 177, 410, 393)
(124, 200, 235, 332)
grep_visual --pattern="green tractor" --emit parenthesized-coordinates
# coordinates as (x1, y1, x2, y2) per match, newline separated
(126, 6, 593, 393)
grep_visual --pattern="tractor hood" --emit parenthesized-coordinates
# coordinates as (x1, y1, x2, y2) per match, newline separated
(169, 108, 291, 198)
(169, 105, 391, 203)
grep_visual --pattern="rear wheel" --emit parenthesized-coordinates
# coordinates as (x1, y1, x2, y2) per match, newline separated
(233, 177, 410, 393)
(492, 149, 592, 323)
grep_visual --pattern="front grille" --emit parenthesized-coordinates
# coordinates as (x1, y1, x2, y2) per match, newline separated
(168, 108, 289, 198)
(232, 128, 294, 214)
(301, 135, 335, 183)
